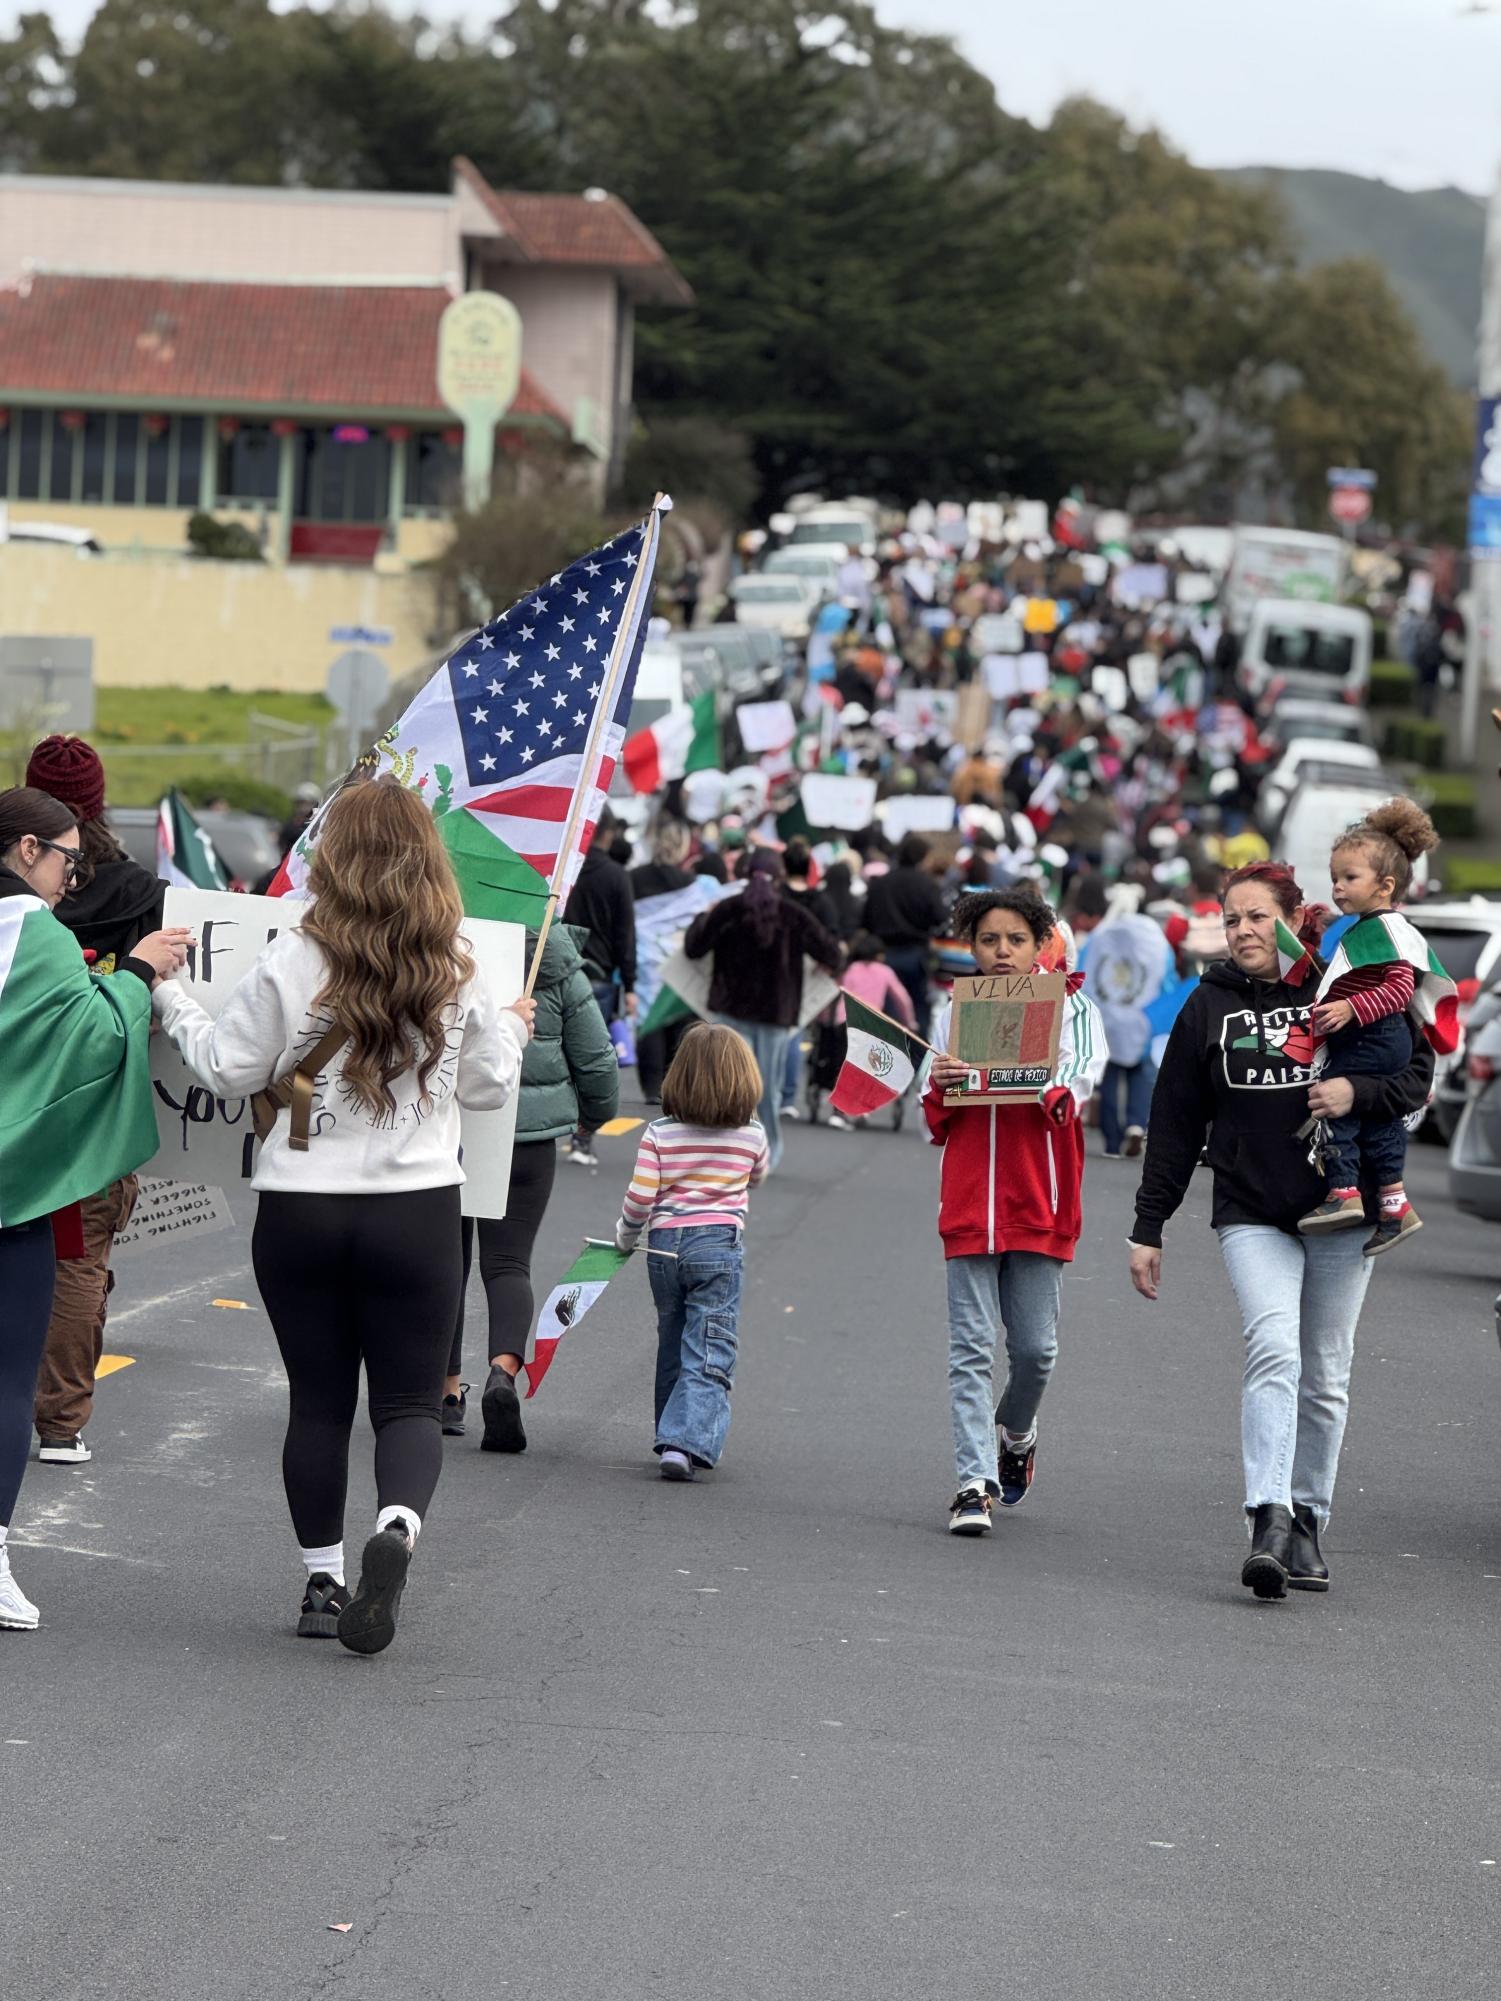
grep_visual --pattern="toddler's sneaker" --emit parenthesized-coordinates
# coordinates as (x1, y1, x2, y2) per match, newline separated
(659, 1449, 696, 1482)
(441, 1385, 469, 1437)
(338, 1518, 414, 1656)
(297, 1572, 351, 1639)
(1298, 1190, 1365, 1234)
(0, 1549, 39, 1630)
(948, 1485, 992, 1536)
(997, 1431, 1037, 1508)
(37, 1434, 91, 1464)
(1365, 1205, 1422, 1257)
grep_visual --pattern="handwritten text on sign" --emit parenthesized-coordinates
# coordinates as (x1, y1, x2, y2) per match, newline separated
(943, 970, 1065, 1105)
(147, 888, 523, 1220)
(112, 1178, 236, 1257)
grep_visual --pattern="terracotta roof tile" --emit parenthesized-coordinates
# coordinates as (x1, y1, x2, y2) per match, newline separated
(453, 159, 692, 304)
(0, 273, 568, 424)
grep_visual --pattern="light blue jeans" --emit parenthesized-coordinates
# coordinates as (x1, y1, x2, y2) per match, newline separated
(946, 1252, 1063, 1493)
(716, 1016, 792, 1173)
(649, 1224, 744, 1468)
(1217, 1224, 1374, 1523)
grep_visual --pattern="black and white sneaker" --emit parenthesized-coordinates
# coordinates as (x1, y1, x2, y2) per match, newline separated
(441, 1384, 469, 1436)
(297, 1572, 351, 1639)
(337, 1521, 414, 1656)
(997, 1434, 1036, 1508)
(480, 1365, 527, 1453)
(948, 1486, 993, 1536)
(37, 1434, 91, 1464)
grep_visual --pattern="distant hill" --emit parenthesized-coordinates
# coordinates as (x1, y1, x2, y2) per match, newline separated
(1218, 167, 1485, 387)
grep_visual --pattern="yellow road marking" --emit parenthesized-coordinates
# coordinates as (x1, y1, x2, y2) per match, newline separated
(211, 1298, 251, 1310)
(598, 1117, 644, 1137)
(96, 1354, 136, 1380)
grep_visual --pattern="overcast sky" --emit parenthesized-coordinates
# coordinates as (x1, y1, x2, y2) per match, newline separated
(11, 0, 1501, 195)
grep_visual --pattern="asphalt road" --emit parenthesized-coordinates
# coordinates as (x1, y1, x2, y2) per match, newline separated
(4, 1097, 1500, 2001)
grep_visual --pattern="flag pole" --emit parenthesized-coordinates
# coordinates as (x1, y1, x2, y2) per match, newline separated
(522, 494, 669, 1000)
(838, 987, 941, 1059)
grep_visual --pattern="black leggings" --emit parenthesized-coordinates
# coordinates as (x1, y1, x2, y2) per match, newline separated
(448, 1139, 558, 1378)
(0, 1218, 56, 1526)
(253, 1186, 462, 1548)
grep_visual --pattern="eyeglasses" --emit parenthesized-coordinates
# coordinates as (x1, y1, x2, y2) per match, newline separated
(31, 838, 92, 888)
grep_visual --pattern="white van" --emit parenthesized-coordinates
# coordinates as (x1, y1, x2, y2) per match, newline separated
(1237, 599, 1372, 707)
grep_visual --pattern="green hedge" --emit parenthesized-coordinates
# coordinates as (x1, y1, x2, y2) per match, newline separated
(1382, 714, 1446, 770)
(1368, 657, 1416, 709)
(1441, 857, 1501, 898)
(178, 769, 292, 819)
(1419, 771, 1477, 841)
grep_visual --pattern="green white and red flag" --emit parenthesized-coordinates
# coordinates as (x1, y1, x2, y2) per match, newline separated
(1273, 917, 1317, 988)
(526, 1241, 633, 1398)
(830, 993, 927, 1118)
(1315, 911, 1460, 1053)
(157, 789, 228, 891)
(621, 689, 720, 793)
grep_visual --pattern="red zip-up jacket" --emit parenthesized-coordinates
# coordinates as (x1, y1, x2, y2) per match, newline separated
(922, 974, 1107, 1262)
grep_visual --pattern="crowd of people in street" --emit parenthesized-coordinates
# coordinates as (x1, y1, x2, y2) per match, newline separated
(0, 511, 1474, 1648)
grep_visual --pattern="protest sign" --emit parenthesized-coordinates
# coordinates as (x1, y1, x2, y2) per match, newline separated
(735, 700, 796, 754)
(894, 688, 959, 737)
(1018, 652, 1050, 695)
(943, 969, 1065, 1105)
(982, 653, 1020, 702)
(148, 889, 523, 1218)
(112, 1178, 236, 1257)
(877, 795, 957, 841)
(798, 773, 878, 832)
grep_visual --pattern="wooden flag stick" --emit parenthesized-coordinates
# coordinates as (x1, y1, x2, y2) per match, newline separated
(837, 987, 942, 1060)
(523, 495, 670, 999)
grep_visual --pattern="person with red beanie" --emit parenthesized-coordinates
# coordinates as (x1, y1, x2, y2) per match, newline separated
(23, 736, 166, 1467)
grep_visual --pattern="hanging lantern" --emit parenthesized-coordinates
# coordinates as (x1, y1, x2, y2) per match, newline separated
(145, 413, 170, 439)
(217, 416, 241, 440)
(57, 409, 86, 433)
(441, 426, 463, 449)
(270, 418, 298, 438)
(386, 424, 411, 444)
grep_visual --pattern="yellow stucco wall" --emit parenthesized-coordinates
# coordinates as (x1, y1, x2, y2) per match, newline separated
(0, 542, 442, 691)
(3, 500, 455, 566)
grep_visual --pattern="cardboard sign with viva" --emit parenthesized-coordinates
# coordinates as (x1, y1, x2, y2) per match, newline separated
(944, 970, 1066, 1105)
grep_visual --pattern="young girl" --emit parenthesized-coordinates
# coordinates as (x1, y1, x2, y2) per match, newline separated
(614, 1024, 770, 1480)
(1298, 798, 1454, 1256)
(924, 889, 1107, 1536)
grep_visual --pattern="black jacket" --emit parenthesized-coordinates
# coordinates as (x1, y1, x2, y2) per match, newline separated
(1132, 958, 1435, 1245)
(629, 861, 694, 902)
(684, 893, 841, 1028)
(51, 858, 166, 971)
(563, 845, 637, 990)
(783, 880, 839, 938)
(865, 866, 948, 950)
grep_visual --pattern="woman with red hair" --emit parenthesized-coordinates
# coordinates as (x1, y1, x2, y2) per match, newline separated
(1125, 862, 1434, 1602)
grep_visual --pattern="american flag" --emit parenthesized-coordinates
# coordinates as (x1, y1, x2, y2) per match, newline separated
(272, 499, 668, 915)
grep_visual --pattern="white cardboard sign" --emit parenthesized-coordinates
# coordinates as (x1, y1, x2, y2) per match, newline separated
(798, 772, 878, 832)
(112, 1178, 236, 1256)
(877, 794, 957, 840)
(735, 699, 796, 753)
(149, 889, 522, 1219)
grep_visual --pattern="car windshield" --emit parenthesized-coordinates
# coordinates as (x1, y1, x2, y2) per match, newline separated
(1409, 927, 1493, 985)
(787, 518, 865, 548)
(1282, 718, 1359, 742)
(1263, 626, 1355, 677)
(765, 554, 833, 578)
(736, 579, 806, 602)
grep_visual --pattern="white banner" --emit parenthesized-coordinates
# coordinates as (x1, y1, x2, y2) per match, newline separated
(149, 889, 522, 1219)
(799, 772, 878, 832)
(735, 699, 797, 753)
(877, 794, 958, 840)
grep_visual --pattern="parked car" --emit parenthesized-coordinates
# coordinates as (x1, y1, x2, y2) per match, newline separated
(1265, 765, 1429, 902)
(1238, 598, 1372, 707)
(1259, 696, 1374, 754)
(761, 548, 842, 596)
(1256, 737, 1381, 833)
(110, 804, 281, 887)
(1405, 900, 1501, 1139)
(727, 572, 820, 641)
(1449, 1006, 1501, 1223)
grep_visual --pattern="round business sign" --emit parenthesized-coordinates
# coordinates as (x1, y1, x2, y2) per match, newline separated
(1329, 485, 1372, 525)
(437, 291, 523, 424)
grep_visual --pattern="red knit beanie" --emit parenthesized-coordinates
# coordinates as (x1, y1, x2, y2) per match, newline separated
(25, 734, 107, 822)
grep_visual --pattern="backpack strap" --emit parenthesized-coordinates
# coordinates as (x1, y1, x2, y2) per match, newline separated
(251, 1022, 350, 1151)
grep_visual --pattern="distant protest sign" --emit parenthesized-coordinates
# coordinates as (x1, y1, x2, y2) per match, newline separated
(735, 700, 797, 754)
(798, 773, 878, 832)
(894, 689, 959, 737)
(148, 888, 523, 1219)
(943, 970, 1065, 1105)
(877, 795, 957, 841)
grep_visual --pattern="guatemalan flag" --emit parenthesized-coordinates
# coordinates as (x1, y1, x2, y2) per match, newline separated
(271, 498, 671, 923)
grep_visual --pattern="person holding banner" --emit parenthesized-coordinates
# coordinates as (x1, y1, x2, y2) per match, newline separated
(151, 782, 534, 1656)
(0, 787, 189, 1631)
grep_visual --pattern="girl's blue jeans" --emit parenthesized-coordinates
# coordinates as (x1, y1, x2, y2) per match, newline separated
(649, 1224, 744, 1467)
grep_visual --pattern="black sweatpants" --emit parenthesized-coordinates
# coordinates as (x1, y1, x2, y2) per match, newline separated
(0, 1218, 56, 1526)
(253, 1186, 462, 1548)
(448, 1139, 558, 1378)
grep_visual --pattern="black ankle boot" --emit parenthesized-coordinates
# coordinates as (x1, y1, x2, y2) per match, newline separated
(1241, 1503, 1293, 1600)
(1287, 1504, 1329, 1592)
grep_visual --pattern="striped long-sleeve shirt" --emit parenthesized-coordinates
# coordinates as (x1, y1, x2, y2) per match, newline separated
(615, 1119, 770, 1248)
(1323, 957, 1415, 1027)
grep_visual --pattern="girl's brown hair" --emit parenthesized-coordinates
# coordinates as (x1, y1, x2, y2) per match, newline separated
(660, 1023, 762, 1128)
(1331, 796, 1438, 903)
(301, 780, 474, 1118)
(0, 785, 78, 856)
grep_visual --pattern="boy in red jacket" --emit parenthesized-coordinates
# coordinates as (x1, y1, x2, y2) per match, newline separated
(924, 890, 1107, 1537)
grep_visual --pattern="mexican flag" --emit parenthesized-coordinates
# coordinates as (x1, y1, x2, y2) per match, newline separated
(1316, 911, 1460, 1054)
(526, 1242, 633, 1398)
(622, 690, 720, 794)
(638, 936, 841, 1040)
(634, 876, 730, 1026)
(0, 896, 158, 1227)
(830, 993, 926, 1117)
(1274, 917, 1316, 988)
(157, 789, 228, 890)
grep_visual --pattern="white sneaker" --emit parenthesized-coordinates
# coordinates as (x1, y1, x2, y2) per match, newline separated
(565, 1144, 598, 1168)
(659, 1450, 696, 1482)
(826, 1112, 855, 1133)
(38, 1434, 91, 1464)
(0, 1551, 40, 1630)
(781, 1104, 802, 1122)
(947, 1486, 993, 1536)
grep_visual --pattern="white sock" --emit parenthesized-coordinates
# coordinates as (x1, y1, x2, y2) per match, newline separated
(375, 1505, 420, 1542)
(300, 1541, 344, 1585)
(1379, 1190, 1408, 1216)
(1000, 1426, 1036, 1452)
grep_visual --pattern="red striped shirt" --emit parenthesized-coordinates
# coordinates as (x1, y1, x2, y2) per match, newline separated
(1325, 958, 1415, 1026)
(617, 1120, 770, 1241)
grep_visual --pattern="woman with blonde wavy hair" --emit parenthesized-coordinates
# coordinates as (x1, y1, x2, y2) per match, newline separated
(154, 780, 534, 1655)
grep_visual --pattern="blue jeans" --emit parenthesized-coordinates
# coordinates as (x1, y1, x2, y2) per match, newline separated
(946, 1251, 1063, 1493)
(1319, 1013, 1411, 1190)
(781, 1029, 803, 1111)
(649, 1224, 744, 1467)
(1100, 1057, 1155, 1155)
(715, 1016, 791, 1173)
(1218, 1223, 1374, 1522)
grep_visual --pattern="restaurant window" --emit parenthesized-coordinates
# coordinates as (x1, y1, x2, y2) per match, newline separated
(176, 416, 204, 508)
(299, 427, 392, 523)
(13, 409, 44, 499)
(112, 414, 140, 503)
(218, 423, 280, 503)
(406, 431, 461, 511)
(80, 413, 109, 503)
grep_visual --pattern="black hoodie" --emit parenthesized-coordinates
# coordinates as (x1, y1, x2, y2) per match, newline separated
(1132, 958, 1435, 1246)
(51, 858, 166, 972)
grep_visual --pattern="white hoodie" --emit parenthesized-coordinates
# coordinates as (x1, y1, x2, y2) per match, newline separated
(152, 927, 526, 1196)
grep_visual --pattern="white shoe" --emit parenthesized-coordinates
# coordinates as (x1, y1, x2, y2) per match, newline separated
(1122, 1126, 1145, 1158)
(659, 1450, 696, 1482)
(781, 1104, 802, 1122)
(947, 1485, 993, 1536)
(0, 1551, 40, 1630)
(38, 1434, 91, 1464)
(565, 1145, 598, 1168)
(826, 1112, 855, 1132)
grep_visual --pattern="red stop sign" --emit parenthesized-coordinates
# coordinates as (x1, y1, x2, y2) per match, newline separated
(1329, 485, 1372, 524)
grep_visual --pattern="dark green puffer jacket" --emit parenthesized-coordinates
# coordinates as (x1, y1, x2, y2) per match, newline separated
(518, 923, 620, 1143)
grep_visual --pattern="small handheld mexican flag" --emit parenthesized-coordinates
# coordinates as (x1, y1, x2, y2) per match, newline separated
(526, 1241, 633, 1398)
(1315, 910, 1460, 1053)
(157, 788, 228, 890)
(1274, 917, 1316, 988)
(830, 993, 927, 1118)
